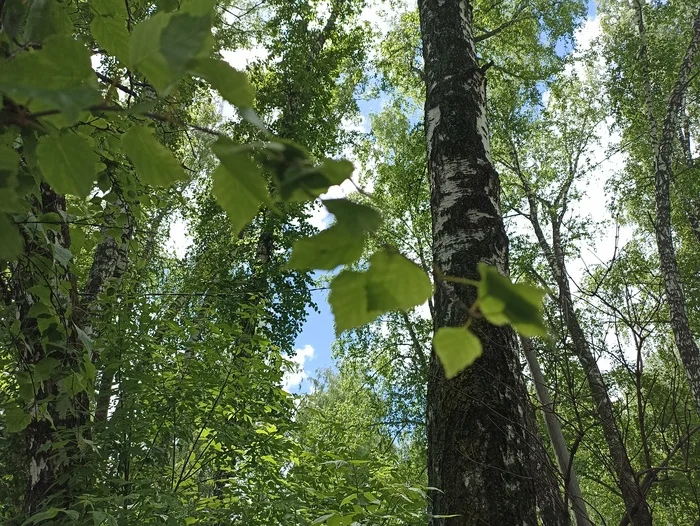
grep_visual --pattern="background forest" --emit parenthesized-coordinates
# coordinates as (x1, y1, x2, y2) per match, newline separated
(0, 0, 699, 524)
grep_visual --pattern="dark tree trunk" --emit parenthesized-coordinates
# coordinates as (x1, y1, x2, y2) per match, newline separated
(14, 185, 88, 514)
(419, 0, 553, 522)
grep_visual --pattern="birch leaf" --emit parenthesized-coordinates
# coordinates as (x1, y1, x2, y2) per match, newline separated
(434, 327, 483, 379)
(330, 250, 432, 334)
(477, 263, 547, 337)
(123, 126, 188, 187)
(212, 164, 263, 234)
(37, 133, 99, 197)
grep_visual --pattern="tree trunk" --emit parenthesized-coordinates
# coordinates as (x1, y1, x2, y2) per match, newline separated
(521, 376, 572, 526)
(419, 0, 547, 522)
(523, 192, 651, 525)
(635, 1, 700, 414)
(13, 185, 88, 514)
(523, 337, 592, 526)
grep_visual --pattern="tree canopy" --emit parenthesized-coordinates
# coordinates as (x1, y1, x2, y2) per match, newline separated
(1, 0, 699, 524)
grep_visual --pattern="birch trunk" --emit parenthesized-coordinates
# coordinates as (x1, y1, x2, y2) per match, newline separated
(634, 1, 700, 414)
(13, 186, 88, 513)
(419, 0, 558, 522)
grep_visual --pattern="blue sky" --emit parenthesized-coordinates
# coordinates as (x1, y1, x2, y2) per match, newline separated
(286, 0, 600, 393)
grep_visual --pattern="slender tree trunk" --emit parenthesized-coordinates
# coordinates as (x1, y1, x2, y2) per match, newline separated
(418, 0, 554, 522)
(523, 337, 592, 526)
(521, 379, 572, 526)
(634, 1, 700, 413)
(523, 192, 651, 525)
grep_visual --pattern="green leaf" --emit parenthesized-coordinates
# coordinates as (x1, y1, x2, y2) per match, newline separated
(265, 141, 353, 202)
(0, 222, 24, 261)
(476, 263, 547, 337)
(287, 199, 382, 270)
(287, 225, 365, 270)
(24, 0, 73, 43)
(5, 406, 31, 433)
(190, 58, 255, 107)
(340, 493, 357, 507)
(434, 327, 483, 379)
(129, 3, 214, 94)
(91, 15, 130, 65)
(320, 159, 355, 186)
(36, 133, 99, 198)
(324, 199, 382, 232)
(211, 164, 263, 234)
(91, 0, 127, 17)
(212, 137, 270, 202)
(2, 0, 29, 40)
(123, 126, 188, 187)
(129, 13, 174, 93)
(0, 145, 22, 213)
(21, 508, 59, 526)
(364, 250, 432, 312)
(276, 159, 355, 203)
(160, 12, 214, 73)
(330, 250, 432, 334)
(52, 244, 72, 267)
(33, 357, 60, 384)
(329, 271, 374, 333)
(61, 372, 86, 396)
(0, 35, 100, 122)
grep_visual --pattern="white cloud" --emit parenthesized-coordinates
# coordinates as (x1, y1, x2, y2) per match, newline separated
(221, 46, 268, 71)
(282, 344, 315, 391)
(165, 214, 192, 259)
(575, 16, 602, 52)
(359, 0, 417, 37)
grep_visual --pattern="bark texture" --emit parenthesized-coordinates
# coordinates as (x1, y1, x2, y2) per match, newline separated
(14, 180, 133, 510)
(419, 0, 551, 522)
(13, 186, 87, 513)
(635, 2, 700, 414)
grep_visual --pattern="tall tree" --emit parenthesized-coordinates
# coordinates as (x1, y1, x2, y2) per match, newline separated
(632, 1, 700, 414)
(418, 0, 551, 522)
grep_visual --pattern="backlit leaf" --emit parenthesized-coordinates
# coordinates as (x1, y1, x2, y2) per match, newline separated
(330, 250, 432, 334)
(324, 199, 382, 233)
(129, 3, 214, 94)
(129, 13, 173, 93)
(288, 200, 380, 270)
(190, 58, 255, 108)
(212, 164, 263, 234)
(0, 35, 100, 122)
(91, 15, 130, 65)
(364, 250, 432, 313)
(287, 226, 365, 270)
(24, 0, 73, 43)
(37, 133, 99, 198)
(212, 137, 270, 205)
(123, 126, 188, 187)
(476, 263, 547, 337)
(434, 327, 483, 379)
(160, 13, 214, 74)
